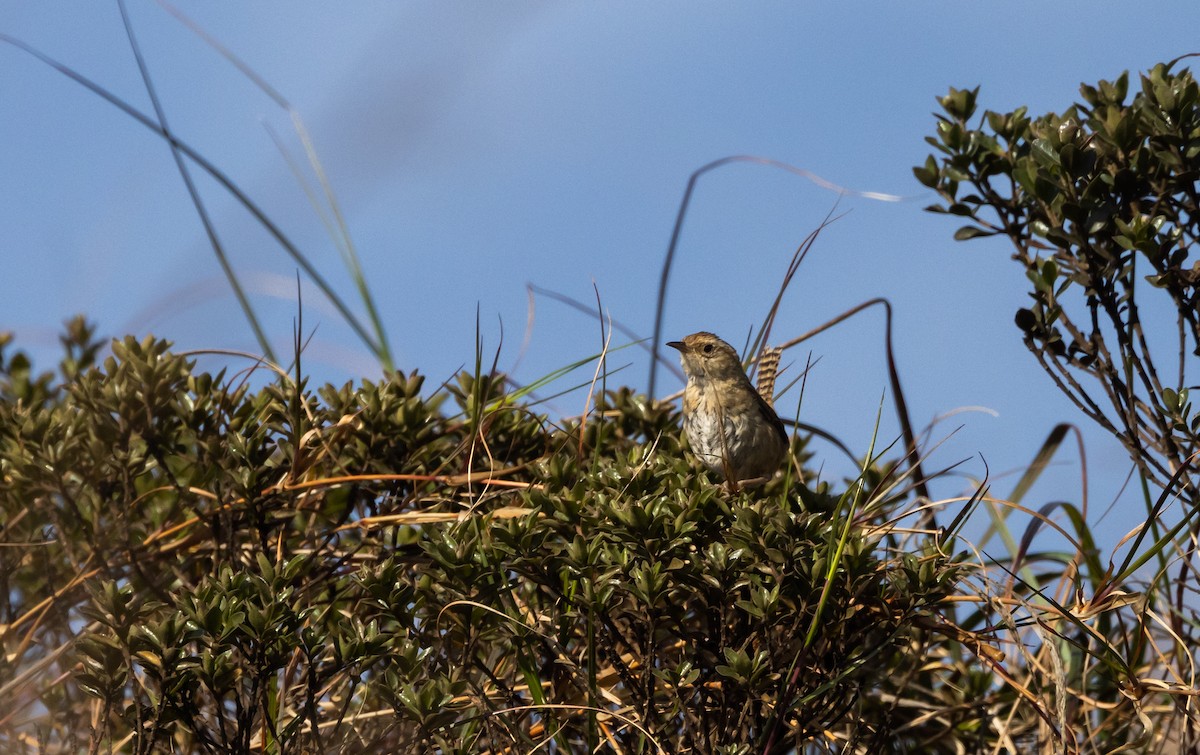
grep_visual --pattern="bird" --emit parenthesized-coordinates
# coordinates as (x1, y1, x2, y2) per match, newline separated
(667, 332, 789, 489)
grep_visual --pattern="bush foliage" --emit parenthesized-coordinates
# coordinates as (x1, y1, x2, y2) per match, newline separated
(1, 322, 965, 753)
(917, 59, 1200, 500)
(918, 58, 1200, 754)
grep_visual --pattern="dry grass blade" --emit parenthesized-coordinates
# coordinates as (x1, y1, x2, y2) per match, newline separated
(777, 297, 929, 504)
(117, 0, 275, 362)
(648, 155, 905, 399)
(527, 284, 680, 382)
(0, 34, 386, 360)
(156, 0, 394, 370)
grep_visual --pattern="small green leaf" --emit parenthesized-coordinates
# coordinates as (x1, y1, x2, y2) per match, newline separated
(1031, 139, 1061, 169)
(954, 226, 995, 241)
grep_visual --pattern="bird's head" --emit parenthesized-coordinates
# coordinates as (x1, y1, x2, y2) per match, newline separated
(666, 332, 746, 381)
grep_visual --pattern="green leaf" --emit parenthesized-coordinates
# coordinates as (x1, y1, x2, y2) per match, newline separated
(1031, 139, 1061, 169)
(913, 155, 940, 187)
(953, 226, 995, 241)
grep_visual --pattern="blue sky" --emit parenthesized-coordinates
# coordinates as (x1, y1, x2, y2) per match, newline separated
(4, 2, 1199, 551)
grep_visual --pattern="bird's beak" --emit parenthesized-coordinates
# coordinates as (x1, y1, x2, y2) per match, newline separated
(666, 341, 685, 352)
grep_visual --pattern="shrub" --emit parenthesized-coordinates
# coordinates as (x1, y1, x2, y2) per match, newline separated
(1, 321, 963, 753)
(916, 60, 1200, 500)
(918, 59, 1200, 753)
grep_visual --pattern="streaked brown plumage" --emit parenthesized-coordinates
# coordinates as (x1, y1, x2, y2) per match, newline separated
(667, 332, 788, 487)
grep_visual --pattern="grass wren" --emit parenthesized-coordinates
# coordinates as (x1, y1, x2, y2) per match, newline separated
(668, 332, 788, 487)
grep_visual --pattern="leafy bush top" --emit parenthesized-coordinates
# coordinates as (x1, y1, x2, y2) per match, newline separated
(917, 61, 1200, 498)
(0, 321, 962, 754)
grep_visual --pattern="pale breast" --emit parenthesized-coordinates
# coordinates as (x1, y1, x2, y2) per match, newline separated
(681, 379, 787, 482)
(682, 409, 740, 475)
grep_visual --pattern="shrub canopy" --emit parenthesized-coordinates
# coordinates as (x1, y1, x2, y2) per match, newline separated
(0, 322, 961, 753)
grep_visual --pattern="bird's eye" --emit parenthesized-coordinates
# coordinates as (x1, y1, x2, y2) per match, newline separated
(702, 343, 714, 354)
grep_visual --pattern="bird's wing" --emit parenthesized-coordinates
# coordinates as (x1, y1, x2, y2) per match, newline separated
(753, 388, 789, 445)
